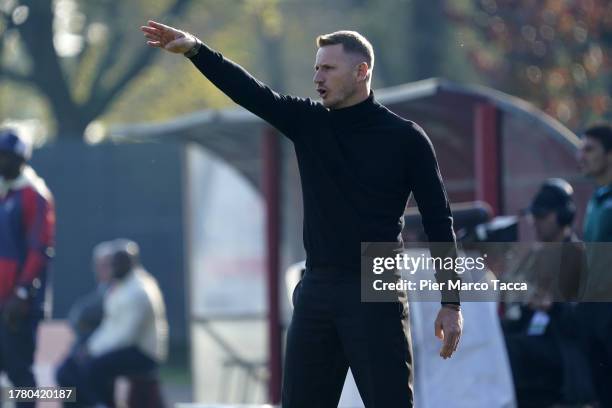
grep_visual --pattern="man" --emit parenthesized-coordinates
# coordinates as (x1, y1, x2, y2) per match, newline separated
(576, 123, 612, 406)
(81, 239, 168, 406)
(68, 240, 114, 343)
(503, 179, 593, 407)
(526, 179, 585, 302)
(55, 240, 114, 403)
(0, 128, 55, 408)
(140, 22, 461, 407)
(578, 124, 612, 296)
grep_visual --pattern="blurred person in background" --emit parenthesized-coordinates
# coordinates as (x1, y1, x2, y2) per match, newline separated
(576, 123, 612, 407)
(83, 239, 168, 407)
(524, 179, 585, 303)
(502, 179, 593, 407)
(0, 128, 55, 408)
(140, 20, 462, 408)
(55, 240, 114, 403)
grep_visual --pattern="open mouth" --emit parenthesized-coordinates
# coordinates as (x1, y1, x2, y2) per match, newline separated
(317, 88, 328, 98)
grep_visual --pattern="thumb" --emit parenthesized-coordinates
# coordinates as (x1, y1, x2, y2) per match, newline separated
(435, 318, 444, 340)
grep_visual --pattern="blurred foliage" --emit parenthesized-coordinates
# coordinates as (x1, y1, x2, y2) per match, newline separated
(447, 0, 612, 129)
(4, 0, 610, 141)
(0, 0, 531, 142)
(0, 0, 194, 140)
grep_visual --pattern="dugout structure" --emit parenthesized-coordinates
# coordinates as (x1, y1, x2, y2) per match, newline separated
(112, 77, 588, 404)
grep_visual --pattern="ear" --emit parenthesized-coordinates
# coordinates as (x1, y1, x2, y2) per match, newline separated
(356, 62, 369, 82)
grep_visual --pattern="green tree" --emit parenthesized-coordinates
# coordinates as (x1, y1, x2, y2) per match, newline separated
(0, 0, 191, 140)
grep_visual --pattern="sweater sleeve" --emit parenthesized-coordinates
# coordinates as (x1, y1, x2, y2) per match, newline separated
(19, 187, 55, 287)
(406, 123, 460, 303)
(189, 42, 315, 140)
(87, 287, 150, 356)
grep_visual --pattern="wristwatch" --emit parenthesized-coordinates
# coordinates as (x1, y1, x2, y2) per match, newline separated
(184, 37, 202, 58)
(15, 286, 29, 300)
(442, 303, 461, 311)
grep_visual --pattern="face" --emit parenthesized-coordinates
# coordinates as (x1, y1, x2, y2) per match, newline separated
(94, 255, 113, 284)
(0, 151, 23, 180)
(313, 44, 367, 109)
(532, 212, 562, 242)
(578, 136, 611, 178)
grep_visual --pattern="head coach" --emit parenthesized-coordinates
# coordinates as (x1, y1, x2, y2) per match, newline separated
(141, 20, 462, 408)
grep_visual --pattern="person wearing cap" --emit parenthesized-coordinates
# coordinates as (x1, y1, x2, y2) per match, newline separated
(576, 123, 612, 407)
(0, 127, 55, 407)
(503, 179, 594, 407)
(524, 179, 586, 302)
(502, 179, 585, 306)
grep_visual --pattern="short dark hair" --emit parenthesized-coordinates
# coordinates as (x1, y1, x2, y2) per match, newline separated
(584, 123, 612, 152)
(316, 30, 374, 71)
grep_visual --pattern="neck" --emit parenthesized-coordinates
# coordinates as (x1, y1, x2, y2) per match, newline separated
(333, 85, 370, 109)
(595, 167, 612, 187)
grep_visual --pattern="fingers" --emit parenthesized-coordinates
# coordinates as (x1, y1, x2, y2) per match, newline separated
(440, 330, 460, 359)
(439, 324, 461, 358)
(440, 337, 452, 359)
(147, 20, 172, 31)
(143, 32, 159, 41)
(141, 26, 160, 36)
(141, 26, 162, 47)
(436, 308, 462, 359)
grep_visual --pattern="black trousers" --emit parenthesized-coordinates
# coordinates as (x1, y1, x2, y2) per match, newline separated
(504, 330, 563, 408)
(282, 267, 413, 408)
(56, 346, 157, 407)
(0, 316, 38, 408)
(576, 303, 612, 408)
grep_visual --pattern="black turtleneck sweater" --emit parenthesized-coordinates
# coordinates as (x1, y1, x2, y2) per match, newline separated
(189, 43, 456, 271)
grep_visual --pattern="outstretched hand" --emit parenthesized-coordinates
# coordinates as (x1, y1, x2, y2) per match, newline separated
(434, 305, 463, 359)
(140, 20, 196, 54)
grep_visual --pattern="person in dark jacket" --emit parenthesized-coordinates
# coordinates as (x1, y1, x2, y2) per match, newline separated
(0, 128, 55, 408)
(576, 123, 612, 407)
(140, 21, 462, 408)
(503, 179, 594, 407)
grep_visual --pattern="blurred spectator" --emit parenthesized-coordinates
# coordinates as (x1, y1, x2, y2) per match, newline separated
(524, 179, 585, 302)
(503, 179, 593, 407)
(70, 241, 115, 343)
(84, 239, 168, 406)
(0, 128, 55, 408)
(578, 124, 612, 297)
(55, 240, 114, 403)
(576, 123, 612, 407)
(55, 239, 168, 407)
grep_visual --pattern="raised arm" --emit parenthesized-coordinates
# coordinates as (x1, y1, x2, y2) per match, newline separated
(140, 20, 311, 138)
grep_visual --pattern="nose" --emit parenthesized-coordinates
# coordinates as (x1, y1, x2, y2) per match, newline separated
(313, 70, 323, 84)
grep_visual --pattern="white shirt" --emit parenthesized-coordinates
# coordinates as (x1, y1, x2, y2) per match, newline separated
(87, 267, 168, 362)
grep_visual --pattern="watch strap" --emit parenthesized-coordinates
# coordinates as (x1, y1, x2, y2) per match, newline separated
(184, 38, 202, 58)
